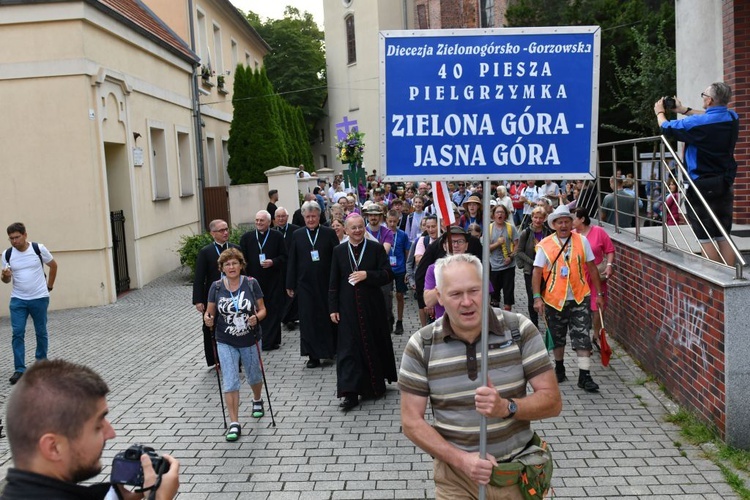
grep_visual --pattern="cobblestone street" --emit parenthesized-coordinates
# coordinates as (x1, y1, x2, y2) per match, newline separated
(0, 267, 738, 499)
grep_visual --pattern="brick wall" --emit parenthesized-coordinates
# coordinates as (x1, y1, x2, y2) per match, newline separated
(724, 1, 750, 223)
(606, 241, 727, 436)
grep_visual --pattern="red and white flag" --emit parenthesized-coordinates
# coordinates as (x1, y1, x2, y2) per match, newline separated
(431, 181, 456, 226)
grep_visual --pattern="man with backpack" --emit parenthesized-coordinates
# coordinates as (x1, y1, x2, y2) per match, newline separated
(400, 253, 561, 498)
(1, 222, 57, 385)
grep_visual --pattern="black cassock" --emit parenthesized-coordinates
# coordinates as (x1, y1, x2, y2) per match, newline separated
(240, 229, 287, 348)
(286, 225, 339, 360)
(329, 240, 397, 399)
(276, 223, 300, 323)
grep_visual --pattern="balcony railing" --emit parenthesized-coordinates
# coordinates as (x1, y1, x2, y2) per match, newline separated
(594, 135, 745, 280)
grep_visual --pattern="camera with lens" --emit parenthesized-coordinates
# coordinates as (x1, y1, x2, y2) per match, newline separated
(662, 96, 676, 111)
(111, 444, 169, 486)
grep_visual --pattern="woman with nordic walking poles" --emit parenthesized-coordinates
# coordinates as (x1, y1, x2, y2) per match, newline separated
(204, 248, 267, 441)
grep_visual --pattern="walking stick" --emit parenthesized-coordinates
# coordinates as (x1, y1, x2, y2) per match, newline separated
(210, 326, 228, 430)
(253, 331, 277, 427)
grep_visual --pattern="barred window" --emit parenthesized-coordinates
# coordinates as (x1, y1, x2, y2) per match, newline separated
(346, 14, 356, 64)
(481, 0, 495, 27)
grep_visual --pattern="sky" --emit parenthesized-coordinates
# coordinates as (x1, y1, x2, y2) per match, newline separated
(230, 0, 324, 27)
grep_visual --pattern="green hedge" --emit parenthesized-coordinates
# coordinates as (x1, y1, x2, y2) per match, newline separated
(178, 226, 245, 279)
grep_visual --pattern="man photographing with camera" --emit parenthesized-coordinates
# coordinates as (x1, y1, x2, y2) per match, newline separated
(655, 82, 739, 265)
(1, 359, 179, 499)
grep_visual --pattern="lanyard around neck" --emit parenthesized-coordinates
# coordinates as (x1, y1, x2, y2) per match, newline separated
(256, 230, 269, 252)
(347, 239, 367, 271)
(306, 227, 319, 248)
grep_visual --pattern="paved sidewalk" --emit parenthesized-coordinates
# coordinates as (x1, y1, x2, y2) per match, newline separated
(0, 267, 738, 499)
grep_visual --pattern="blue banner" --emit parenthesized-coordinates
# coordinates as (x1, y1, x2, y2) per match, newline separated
(380, 28, 600, 180)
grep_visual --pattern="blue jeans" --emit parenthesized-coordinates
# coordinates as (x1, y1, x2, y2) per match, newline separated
(9, 296, 50, 372)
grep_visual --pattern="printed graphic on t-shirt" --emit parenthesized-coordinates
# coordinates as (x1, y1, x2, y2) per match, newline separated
(217, 291, 252, 337)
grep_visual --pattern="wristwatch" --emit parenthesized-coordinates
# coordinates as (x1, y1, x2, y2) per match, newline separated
(504, 398, 517, 419)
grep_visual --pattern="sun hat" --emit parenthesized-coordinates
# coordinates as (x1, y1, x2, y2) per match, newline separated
(547, 204, 574, 225)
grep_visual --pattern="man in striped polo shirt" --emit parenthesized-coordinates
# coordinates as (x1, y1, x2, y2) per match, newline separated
(399, 254, 561, 499)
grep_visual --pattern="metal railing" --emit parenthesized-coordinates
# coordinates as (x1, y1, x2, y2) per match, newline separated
(595, 135, 745, 280)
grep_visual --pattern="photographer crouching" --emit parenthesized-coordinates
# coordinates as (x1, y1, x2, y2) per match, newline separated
(0, 359, 179, 499)
(655, 82, 740, 266)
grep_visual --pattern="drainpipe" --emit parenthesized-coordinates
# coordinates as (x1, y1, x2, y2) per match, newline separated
(188, 0, 207, 231)
(402, 0, 407, 28)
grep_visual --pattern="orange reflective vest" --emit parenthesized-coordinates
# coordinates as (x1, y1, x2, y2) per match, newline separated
(538, 233, 590, 311)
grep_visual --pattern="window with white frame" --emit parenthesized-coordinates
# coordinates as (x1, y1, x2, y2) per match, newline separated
(205, 135, 218, 186)
(222, 139, 230, 186)
(213, 23, 224, 75)
(177, 129, 194, 196)
(149, 125, 170, 200)
(197, 10, 209, 69)
(231, 39, 238, 71)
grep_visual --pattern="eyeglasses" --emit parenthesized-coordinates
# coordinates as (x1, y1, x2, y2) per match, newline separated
(701, 92, 713, 100)
(212, 227, 229, 233)
(450, 239, 467, 247)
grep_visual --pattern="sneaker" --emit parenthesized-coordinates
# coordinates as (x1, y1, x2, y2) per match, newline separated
(9, 371, 22, 385)
(252, 399, 264, 418)
(554, 364, 566, 383)
(578, 371, 599, 393)
(394, 320, 404, 335)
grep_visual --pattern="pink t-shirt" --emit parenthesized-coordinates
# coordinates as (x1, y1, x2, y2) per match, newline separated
(575, 225, 615, 311)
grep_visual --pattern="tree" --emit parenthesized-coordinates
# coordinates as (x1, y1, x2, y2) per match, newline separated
(227, 66, 288, 184)
(505, 0, 676, 142)
(606, 22, 676, 137)
(246, 6, 327, 143)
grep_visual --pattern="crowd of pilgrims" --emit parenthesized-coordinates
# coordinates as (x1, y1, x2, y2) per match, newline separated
(205, 173, 614, 430)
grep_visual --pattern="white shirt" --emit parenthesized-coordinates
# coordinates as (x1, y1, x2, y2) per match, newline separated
(2, 243, 53, 300)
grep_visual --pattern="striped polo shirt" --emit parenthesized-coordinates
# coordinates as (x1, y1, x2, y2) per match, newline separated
(399, 310, 552, 460)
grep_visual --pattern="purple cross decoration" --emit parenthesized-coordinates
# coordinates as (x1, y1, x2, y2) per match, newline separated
(335, 116, 358, 141)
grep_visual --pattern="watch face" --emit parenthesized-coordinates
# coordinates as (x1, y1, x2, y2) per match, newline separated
(509, 400, 518, 413)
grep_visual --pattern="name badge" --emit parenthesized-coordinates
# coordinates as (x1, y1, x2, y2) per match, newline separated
(233, 315, 247, 331)
(348, 278, 357, 287)
(259, 253, 266, 264)
(560, 266, 569, 278)
(310, 250, 320, 262)
(389, 256, 397, 267)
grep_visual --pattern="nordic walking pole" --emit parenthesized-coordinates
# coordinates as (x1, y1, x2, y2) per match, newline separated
(210, 325, 228, 429)
(252, 327, 277, 427)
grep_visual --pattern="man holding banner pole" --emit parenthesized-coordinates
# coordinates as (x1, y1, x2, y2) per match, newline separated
(400, 180, 561, 499)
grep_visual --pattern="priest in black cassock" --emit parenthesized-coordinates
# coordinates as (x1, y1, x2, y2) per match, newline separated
(191, 219, 240, 367)
(286, 201, 339, 368)
(240, 210, 287, 351)
(329, 214, 397, 411)
(274, 207, 300, 327)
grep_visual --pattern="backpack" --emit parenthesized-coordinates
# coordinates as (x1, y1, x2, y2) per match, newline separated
(4, 243, 45, 277)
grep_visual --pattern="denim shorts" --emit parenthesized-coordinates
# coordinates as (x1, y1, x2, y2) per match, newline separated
(217, 342, 263, 392)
